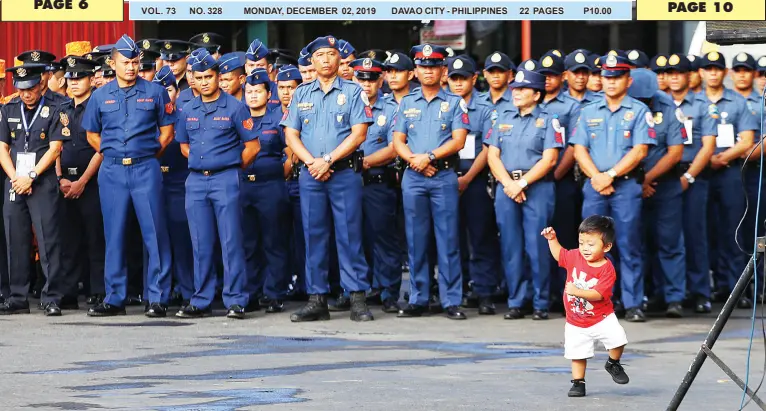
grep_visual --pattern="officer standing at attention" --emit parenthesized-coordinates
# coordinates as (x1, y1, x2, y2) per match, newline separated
(245, 39, 281, 110)
(487, 68, 561, 320)
(0, 63, 67, 316)
(240, 68, 290, 314)
(565, 50, 601, 103)
(176, 50, 202, 111)
(383, 52, 415, 104)
(138, 49, 161, 82)
(17, 50, 70, 105)
(153, 65, 194, 308)
(159, 40, 191, 91)
(650, 55, 670, 93)
(218, 52, 247, 102)
(337, 40, 357, 81)
(281, 35, 375, 322)
(586, 54, 603, 93)
(665, 54, 717, 313)
(479, 52, 515, 107)
(571, 54, 656, 322)
(351, 57, 402, 313)
(697, 51, 758, 308)
(174, 49, 260, 319)
(688, 55, 704, 94)
(82, 35, 175, 317)
(189, 32, 225, 60)
(627, 68, 686, 318)
(298, 48, 317, 83)
(393, 44, 470, 320)
(55, 57, 106, 307)
(445, 55, 500, 315)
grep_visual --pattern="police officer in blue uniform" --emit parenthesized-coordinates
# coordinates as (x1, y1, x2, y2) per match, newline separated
(138, 50, 160, 82)
(189, 32, 225, 59)
(245, 39, 281, 111)
(697, 51, 759, 308)
(174, 49, 261, 319)
(565, 50, 601, 104)
(392, 44, 470, 320)
(664, 54, 718, 313)
(479, 52, 514, 107)
(17, 50, 70, 106)
(152, 65, 194, 308)
(628, 68, 686, 318)
(158, 40, 191, 91)
(626, 49, 650, 69)
(445, 55, 500, 314)
(240, 68, 291, 314)
(587, 54, 603, 93)
(350, 57, 402, 313)
(337, 40, 357, 81)
(756, 56, 766, 93)
(218, 52, 246, 102)
(487, 68, 562, 320)
(571, 55, 656, 322)
(282, 35, 375, 322)
(0, 63, 67, 316)
(650, 54, 670, 93)
(297, 47, 317, 83)
(176, 50, 202, 111)
(383, 51, 416, 104)
(54, 57, 106, 308)
(82, 35, 175, 317)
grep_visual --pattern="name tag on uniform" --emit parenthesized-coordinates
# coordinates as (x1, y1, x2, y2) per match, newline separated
(15, 152, 35, 176)
(459, 134, 476, 160)
(683, 120, 693, 145)
(716, 124, 735, 148)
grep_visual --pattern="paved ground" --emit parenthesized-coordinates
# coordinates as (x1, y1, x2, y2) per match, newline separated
(2, 298, 766, 411)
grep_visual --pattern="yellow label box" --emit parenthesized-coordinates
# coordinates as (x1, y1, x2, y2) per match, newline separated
(1, 0, 124, 22)
(637, 0, 766, 20)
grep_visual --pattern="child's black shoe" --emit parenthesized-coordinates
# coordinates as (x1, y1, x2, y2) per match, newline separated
(605, 359, 630, 384)
(568, 379, 586, 397)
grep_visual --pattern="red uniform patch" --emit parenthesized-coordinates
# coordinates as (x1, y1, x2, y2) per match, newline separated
(365, 106, 373, 118)
(648, 127, 656, 139)
(243, 118, 254, 131)
(282, 111, 288, 121)
(680, 126, 687, 139)
(555, 131, 563, 144)
(461, 113, 469, 125)
(165, 103, 174, 114)
(485, 128, 492, 140)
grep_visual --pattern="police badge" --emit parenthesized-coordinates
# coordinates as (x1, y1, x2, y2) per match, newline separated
(377, 115, 386, 126)
(62, 127, 70, 137)
(440, 102, 449, 112)
(41, 106, 50, 119)
(337, 94, 346, 106)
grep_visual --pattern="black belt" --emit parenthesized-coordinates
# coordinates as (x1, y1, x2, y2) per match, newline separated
(189, 165, 238, 176)
(242, 171, 284, 182)
(407, 155, 459, 172)
(505, 169, 554, 182)
(363, 168, 395, 185)
(105, 155, 154, 166)
(614, 167, 644, 183)
(329, 151, 364, 173)
(63, 167, 82, 176)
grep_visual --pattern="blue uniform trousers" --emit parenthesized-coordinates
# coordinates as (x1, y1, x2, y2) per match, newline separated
(683, 177, 711, 298)
(401, 169, 462, 308)
(286, 180, 306, 293)
(185, 168, 248, 309)
(708, 163, 748, 292)
(99, 157, 171, 306)
(299, 168, 369, 294)
(643, 178, 686, 303)
(459, 172, 499, 297)
(242, 178, 291, 300)
(551, 175, 582, 298)
(164, 181, 194, 300)
(582, 178, 643, 309)
(495, 180, 554, 310)
(363, 181, 402, 302)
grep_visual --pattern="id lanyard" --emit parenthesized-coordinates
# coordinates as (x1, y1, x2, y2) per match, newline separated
(20, 97, 45, 153)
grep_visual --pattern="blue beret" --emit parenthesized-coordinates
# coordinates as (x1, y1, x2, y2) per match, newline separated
(665, 54, 692, 72)
(509, 69, 545, 91)
(626, 49, 649, 68)
(410, 44, 448, 66)
(277, 64, 301, 82)
(338, 39, 356, 59)
(628, 68, 658, 99)
(384, 52, 414, 71)
(114, 35, 139, 59)
(152, 65, 177, 89)
(246, 38, 269, 62)
(190, 49, 218, 72)
(218, 52, 244, 74)
(246, 68, 270, 86)
(565, 49, 592, 72)
(538, 51, 565, 75)
(447, 55, 476, 78)
(732, 52, 756, 70)
(698, 51, 726, 69)
(306, 36, 339, 56)
(484, 52, 514, 71)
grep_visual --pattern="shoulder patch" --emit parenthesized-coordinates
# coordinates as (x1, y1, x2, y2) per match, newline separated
(645, 112, 655, 127)
(459, 99, 468, 114)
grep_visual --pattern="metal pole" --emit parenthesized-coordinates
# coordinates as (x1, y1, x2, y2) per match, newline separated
(667, 256, 757, 411)
(521, 21, 531, 61)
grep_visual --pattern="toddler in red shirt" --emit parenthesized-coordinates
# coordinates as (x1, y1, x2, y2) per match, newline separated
(541, 215, 629, 397)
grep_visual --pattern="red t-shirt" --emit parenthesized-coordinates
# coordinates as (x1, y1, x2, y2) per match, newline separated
(559, 248, 616, 328)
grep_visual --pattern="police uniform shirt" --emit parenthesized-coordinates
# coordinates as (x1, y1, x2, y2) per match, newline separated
(642, 92, 685, 172)
(244, 106, 285, 178)
(745, 90, 765, 138)
(267, 81, 281, 110)
(45, 89, 70, 107)
(361, 91, 398, 173)
(281, 76, 373, 157)
(392, 87, 470, 154)
(464, 90, 493, 159)
(699, 88, 759, 155)
(571, 90, 602, 105)
(177, 88, 196, 113)
(82, 77, 176, 158)
(175, 92, 257, 171)
(675, 91, 718, 164)
(540, 92, 580, 144)
(54, 97, 96, 178)
(0, 97, 67, 170)
(486, 105, 562, 170)
(177, 77, 189, 92)
(570, 97, 657, 172)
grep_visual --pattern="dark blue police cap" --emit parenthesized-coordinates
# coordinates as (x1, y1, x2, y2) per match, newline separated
(509, 69, 545, 91)
(246, 68, 270, 86)
(665, 54, 692, 72)
(159, 40, 191, 62)
(218, 52, 244, 75)
(758, 56, 766, 73)
(519, 59, 539, 72)
(114, 35, 140, 59)
(600, 54, 632, 77)
(246, 38, 269, 62)
(358, 49, 387, 63)
(190, 32, 224, 54)
(732, 52, 756, 70)
(338, 39, 356, 59)
(298, 47, 311, 67)
(7, 63, 48, 90)
(62, 56, 98, 79)
(410, 44, 448, 67)
(565, 49, 592, 72)
(588, 54, 601, 73)
(384, 52, 414, 71)
(306, 36, 339, 56)
(699, 51, 726, 70)
(190, 49, 218, 72)
(626, 49, 649, 68)
(277, 64, 301, 82)
(687, 55, 701, 71)
(139, 50, 160, 71)
(351, 58, 384, 80)
(153, 65, 177, 89)
(627, 68, 658, 99)
(484, 52, 514, 71)
(649, 55, 669, 73)
(447, 55, 476, 78)
(538, 51, 565, 75)
(17, 50, 57, 72)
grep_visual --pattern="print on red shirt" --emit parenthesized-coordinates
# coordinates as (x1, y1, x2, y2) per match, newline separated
(559, 248, 616, 328)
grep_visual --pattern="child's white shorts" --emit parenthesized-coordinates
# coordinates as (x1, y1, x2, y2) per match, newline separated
(564, 313, 628, 360)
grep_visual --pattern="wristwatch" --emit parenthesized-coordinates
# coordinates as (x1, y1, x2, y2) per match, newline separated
(427, 151, 437, 161)
(28, 171, 37, 181)
(606, 168, 618, 178)
(518, 178, 529, 189)
(322, 154, 333, 164)
(683, 172, 696, 184)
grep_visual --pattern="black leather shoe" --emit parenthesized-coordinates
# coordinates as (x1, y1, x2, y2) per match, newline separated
(666, 302, 684, 318)
(290, 294, 331, 322)
(397, 304, 427, 318)
(625, 307, 646, 323)
(86, 294, 104, 306)
(350, 292, 374, 322)
(145, 303, 167, 318)
(381, 298, 400, 313)
(176, 305, 210, 318)
(532, 310, 549, 320)
(478, 297, 496, 315)
(0, 302, 30, 315)
(694, 296, 712, 314)
(266, 300, 284, 313)
(227, 304, 246, 319)
(245, 299, 261, 313)
(446, 306, 467, 320)
(87, 303, 126, 317)
(44, 302, 62, 316)
(328, 293, 351, 312)
(568, 380, 586, 397)
(738, 297, 754, 310)
(503, 308, 524, 320)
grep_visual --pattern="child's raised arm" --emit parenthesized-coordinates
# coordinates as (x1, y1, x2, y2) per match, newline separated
(541, 227, 563, 262)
